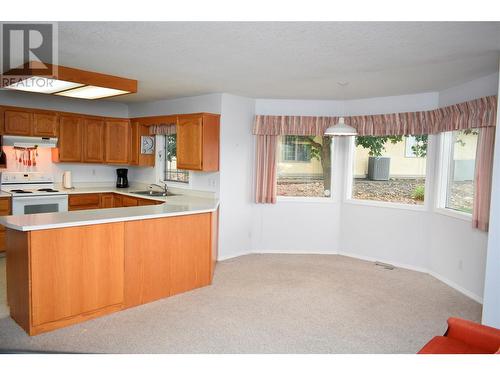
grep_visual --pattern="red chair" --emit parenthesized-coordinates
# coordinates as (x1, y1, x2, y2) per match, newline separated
(418, 317, 500, 354)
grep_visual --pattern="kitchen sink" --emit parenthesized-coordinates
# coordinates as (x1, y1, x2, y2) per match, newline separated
(131, 190, 177, 197)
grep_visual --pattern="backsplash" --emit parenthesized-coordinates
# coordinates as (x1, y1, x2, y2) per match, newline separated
(1, 146, 119, 184)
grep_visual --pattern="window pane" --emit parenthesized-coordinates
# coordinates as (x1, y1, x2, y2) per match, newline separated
(446, 130, 478, 213)
(277, 135, 331, 197)
(352, 135, 427, 204)
(165, 134, 189, 183)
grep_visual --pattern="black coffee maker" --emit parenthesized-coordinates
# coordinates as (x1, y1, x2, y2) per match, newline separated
(116, 168, 129, 188)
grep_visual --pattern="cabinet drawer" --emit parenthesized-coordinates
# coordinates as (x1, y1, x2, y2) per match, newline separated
(69, 194, 101, 210)
(0, 198, 11, 214)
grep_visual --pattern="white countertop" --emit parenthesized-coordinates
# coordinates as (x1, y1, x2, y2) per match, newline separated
(0, 185, 219, 231)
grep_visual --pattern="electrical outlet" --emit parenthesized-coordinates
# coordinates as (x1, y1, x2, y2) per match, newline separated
(92, 169, 96, 176)
(458, 260, 463, 271)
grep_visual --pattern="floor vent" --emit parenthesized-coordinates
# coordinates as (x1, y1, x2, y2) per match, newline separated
(375, 261, 395, 270)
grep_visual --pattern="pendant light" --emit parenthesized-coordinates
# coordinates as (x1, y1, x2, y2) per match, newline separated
(324, 82, 358, 136)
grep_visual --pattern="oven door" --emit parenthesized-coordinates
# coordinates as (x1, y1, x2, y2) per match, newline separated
(12, 195, 69, 215)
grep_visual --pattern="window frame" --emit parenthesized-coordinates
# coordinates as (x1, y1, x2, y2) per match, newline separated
(433, 131, 474, 221)
(276, 136, 336, 202)
(344, 135, 432, 211)
(154, 135, 191, 188)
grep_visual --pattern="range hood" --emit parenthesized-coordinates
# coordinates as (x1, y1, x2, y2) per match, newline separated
(2, 135, 58, 148)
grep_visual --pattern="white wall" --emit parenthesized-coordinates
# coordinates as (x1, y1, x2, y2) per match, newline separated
(482, 64, 500, 328)
(127, 93, 222, 117)
(439, 73, 499, 107)
(0, 90, 131, 184)
(218, 94, 256, 259)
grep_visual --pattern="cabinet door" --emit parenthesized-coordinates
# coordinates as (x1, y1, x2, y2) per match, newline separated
(57, 116, 83, 162)
(68, 193, 101, 211)
(129, 122, 139, 165)
(176, 116, 203, 170)
(33, 113, 58, 137)
(122, 196, 138, 207)
(83, 119, 105, 163)
(4, 110, 32, 135)
(100, 193, 114, 208)
(105, 120, 130, 164)
(30, 223, 124, 327)
(113, 194, 123, 207)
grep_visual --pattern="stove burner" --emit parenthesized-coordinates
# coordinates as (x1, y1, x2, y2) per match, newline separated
(10, 189, 33, 194)
(37, 188, 59, 192)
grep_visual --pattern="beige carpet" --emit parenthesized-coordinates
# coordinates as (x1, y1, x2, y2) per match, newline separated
(0, 254, 481, 353)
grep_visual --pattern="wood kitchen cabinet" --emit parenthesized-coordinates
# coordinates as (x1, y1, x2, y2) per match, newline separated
(100, 193, 115, 208)
(105, 120, 130, 164)
(129, 121, 140, 165)
(52, 116, 83, 162)
(0, 197, 11, 253)
(32, 113, 58, 137)
(68, 193, 101, 211)
(83, 119, 105, 163)
(21, 223, 125, 333)
(121, 195, 138, 207)
(4, 110, 32, 135)
(176, 113, 220, 171)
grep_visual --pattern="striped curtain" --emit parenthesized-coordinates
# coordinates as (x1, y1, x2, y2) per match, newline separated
(473, 127, 496, 231)
(253, 96, 497, 136)
(255, 135, 278, 204)
(149, 123, 176, 135)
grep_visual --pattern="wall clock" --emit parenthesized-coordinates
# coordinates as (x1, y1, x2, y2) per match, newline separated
(141, 136, 155, 154)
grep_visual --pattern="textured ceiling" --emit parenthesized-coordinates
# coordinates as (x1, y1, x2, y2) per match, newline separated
(21, 22, 500, 102)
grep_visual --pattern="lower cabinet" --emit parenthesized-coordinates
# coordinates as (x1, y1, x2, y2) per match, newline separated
(69, 193, 162, 211)
(5, 210, 219, 335)
(100, 193, 114, 208)
(124, 213, 213, 308)
(0, 197, 11, 253)
(30, 223, 125, 328)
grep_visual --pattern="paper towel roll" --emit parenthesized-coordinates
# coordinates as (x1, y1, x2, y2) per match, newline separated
(62, 171, 73, 189)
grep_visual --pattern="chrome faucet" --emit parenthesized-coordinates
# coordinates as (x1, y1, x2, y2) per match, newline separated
(149, 180, 168, 196)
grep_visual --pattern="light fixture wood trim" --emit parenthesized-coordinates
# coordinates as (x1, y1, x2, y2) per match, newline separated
(2, 61, 137, 95)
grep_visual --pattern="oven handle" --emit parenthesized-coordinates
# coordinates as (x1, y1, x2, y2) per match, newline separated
(12, 194, 69, 203)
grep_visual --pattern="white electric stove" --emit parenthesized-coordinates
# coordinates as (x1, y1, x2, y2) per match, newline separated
(1, 172, 68, 215)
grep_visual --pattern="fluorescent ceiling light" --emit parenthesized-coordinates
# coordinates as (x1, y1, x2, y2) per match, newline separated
(55, 85, 130, 99)
(5, 76, 84, 94)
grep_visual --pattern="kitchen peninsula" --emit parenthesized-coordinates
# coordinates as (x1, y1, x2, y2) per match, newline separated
(1, 189, 219, 336)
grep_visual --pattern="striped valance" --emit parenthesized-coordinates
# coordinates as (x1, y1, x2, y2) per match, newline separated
(253, 95, 497, 136)
(149, 123, 176, 135)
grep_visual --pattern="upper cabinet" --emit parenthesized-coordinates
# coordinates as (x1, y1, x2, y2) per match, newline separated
(1, 105, 220, 171)
(4, 110, 33, 135)
(33, 113, 58, 137)
(3, 108, 58, 137)
(83, 119, 105, 163)
(176, 114, 220, 172)
(105, 120, 130, 164)
(54, 116, 83, 162)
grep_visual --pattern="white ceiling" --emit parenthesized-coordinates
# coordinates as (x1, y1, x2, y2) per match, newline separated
(46, 22, 500, 102)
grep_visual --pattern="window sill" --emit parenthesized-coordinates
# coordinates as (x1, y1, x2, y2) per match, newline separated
(434, 207, 472, 222)
(343, 198, 427, 212)
(277, 196, 336, 204)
